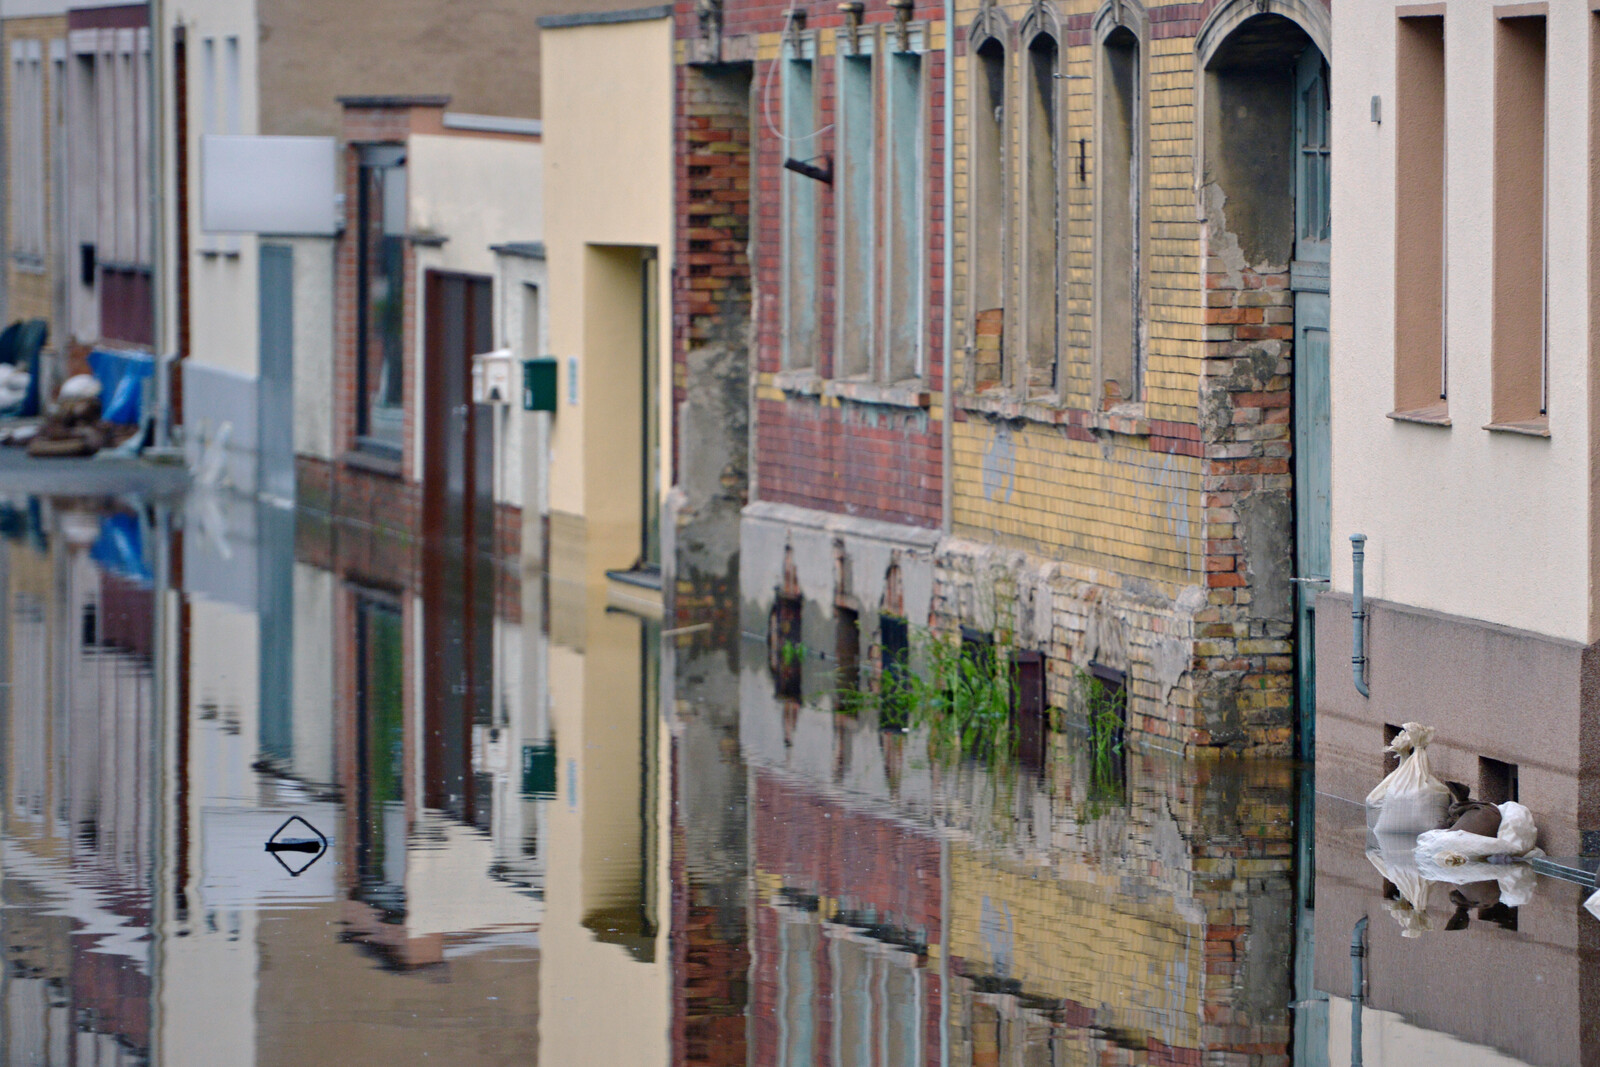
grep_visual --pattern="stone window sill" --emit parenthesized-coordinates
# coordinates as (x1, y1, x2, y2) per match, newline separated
(1484, 417, 1550, 438)
(823, 378, 930, 408)
(342, 446, 405, 478)
(1387, 405, 1451, 427)
(772, 371, 930, 408)
(957, 390, 1149, 435)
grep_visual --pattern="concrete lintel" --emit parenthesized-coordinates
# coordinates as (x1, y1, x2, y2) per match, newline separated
(742, 500, 942, 551)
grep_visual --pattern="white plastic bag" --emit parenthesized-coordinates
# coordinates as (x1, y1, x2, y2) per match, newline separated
(1367, 846, 1440, 938)
(1415, 801, 1539, 866)
(1366, 722, 1450, 834)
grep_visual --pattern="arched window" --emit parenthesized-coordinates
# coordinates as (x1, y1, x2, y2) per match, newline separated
(1095, 21, 1143, 407)
(1023, 29, 1060, 394)
(969, 34, 1007, 388)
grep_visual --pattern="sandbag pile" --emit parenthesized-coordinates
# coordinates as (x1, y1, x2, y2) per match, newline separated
(0, 363, 30, 412)
(1365, 724, 1545, 935)
(1366, 723, 1451, 834)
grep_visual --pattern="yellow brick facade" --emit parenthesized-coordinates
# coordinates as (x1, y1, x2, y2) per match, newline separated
(938, 0, 1319, 755)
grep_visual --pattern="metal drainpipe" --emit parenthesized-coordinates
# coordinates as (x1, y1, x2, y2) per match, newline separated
(940, 0, 953, 540)
(1350, 915, 1368, 1067)
(1351, 534, 1369, 697)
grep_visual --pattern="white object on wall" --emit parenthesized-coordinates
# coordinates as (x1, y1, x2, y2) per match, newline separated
(201, 135, 339, 235)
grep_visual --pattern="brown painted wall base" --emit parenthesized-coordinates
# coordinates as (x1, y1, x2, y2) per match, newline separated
(1314, 590, 1600, 856)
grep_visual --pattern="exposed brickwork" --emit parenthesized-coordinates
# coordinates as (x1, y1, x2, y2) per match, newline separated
(938, 0, 1321, 755)
(677, 0, 947, 532)
(748, 769, 942, 1067)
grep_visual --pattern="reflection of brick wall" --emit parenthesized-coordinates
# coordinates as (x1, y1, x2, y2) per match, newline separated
(748, 770, 943, 1067)
(944, 748, 1295, 1065)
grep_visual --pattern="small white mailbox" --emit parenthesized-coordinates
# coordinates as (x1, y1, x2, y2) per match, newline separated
(472, 349, 516, 405)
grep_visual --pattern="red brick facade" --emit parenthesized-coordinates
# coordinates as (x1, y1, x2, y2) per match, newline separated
(675, 0, 946, 531)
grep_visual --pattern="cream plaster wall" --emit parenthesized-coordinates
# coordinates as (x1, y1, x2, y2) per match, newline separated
(540, 16, 675, 537)
(538, 590, 672, 1067)
(407, 131, 542, 500)
(1331, 0, 1592, 642)
(174, 0, 262, 380)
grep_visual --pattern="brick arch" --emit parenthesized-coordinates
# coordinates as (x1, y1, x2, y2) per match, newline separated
(1018, 0, 1063, 46)
(1195, 0, 1330, 72)
(1091, 0, 1149, 44)
(967, 0, 1014, 49)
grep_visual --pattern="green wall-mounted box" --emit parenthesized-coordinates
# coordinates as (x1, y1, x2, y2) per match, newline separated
(523, 357, 558, 412)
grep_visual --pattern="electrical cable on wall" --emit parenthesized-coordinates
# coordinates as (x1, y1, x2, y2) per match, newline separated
(759, 0, 835, 145)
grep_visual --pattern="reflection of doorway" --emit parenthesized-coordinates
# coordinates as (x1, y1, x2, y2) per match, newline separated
(421, 270, 496, 821)
(354, 590, 406, 914)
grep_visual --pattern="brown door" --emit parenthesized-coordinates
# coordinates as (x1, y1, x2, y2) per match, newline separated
(421, 270, 495, 820)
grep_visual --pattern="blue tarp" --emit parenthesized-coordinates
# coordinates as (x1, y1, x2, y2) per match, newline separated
(88, 348, 154, 426)
(90, 512, 152, 586)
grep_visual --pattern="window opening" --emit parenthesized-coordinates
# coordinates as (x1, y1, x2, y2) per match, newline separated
(355, 144, 407, 455)
(884, 51, 923, 383)
(971, 38, 1007, 388)
(1024, 33, 1060, 394)
(783, 55, 819, 370)
(878, 613, 910, 729)
(837, 53, 875, 379)
(1096, 27, 1141, 407)
(1491, 15, 1547, 426)
(1394, 16, 1447, 413)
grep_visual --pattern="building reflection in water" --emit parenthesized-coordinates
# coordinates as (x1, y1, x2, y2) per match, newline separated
(5, 489, 1600, 1065)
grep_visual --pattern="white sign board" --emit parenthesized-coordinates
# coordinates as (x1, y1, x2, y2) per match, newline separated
(201, 135, 340, 236)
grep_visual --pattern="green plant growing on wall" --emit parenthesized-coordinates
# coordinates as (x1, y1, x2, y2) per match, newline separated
(878, 626, 1017, 763)
(1074, 668, 1127, 817)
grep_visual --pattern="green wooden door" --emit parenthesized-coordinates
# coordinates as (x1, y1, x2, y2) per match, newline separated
(1292, 45, 1331, 760)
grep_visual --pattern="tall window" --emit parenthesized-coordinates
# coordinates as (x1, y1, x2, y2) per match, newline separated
(883, 51, 924, 382)
(1394, 15, 1446, 415)
(970, 37, 1007, 387)
(836, 53, 875, 379)
(782, 52, 818, 370)
(356, 144, 407, 454)
(10, 39, 45, 264)
(1023, 32, 1060, 394)
(1095, 25, 1142, 408)
(1491, 13, 1546, 427)
(199, 34, 242, 254)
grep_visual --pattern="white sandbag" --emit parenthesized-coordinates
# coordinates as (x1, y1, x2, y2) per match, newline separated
(0, 364, 17, 389)
(1367, 722, 1450, 834)
(1584, 888, 1600, 921)
(1367, 845, 1440, 938)
(57, 373, 100, 401)
(1415, 852, 1541, 909)
(1415, 801, 1538, 867)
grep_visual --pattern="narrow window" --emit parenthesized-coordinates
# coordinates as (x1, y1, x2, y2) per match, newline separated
(1024, 33, 1060, 395)
(970, 39, 1007, 388)
(883, 51, 923, 383)
(10, 40, 44, 262)
(878, 613, 909, 728)
(836, 53, 875, 379)
(782, 55, 818, 370)
(1096, 27, 1141, 408)
(835, 606, 861, 695)
(521, 282, 541, 358)
(1491, 14, 1546, 427)
(355, 145, 407, 454)
(200, 37, 219, 253)
(1394, 15, 1447, 415)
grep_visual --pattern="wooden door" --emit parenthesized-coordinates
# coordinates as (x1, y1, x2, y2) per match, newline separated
(421, 270, 495, 819)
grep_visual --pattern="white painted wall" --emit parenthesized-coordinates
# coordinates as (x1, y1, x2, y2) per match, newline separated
(1330, 0, 1592, 642)
(179, 0, 261, 380)
(407, 130, 542, 499)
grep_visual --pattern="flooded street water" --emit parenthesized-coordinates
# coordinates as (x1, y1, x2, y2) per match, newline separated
(0, 488, 1596, 1066)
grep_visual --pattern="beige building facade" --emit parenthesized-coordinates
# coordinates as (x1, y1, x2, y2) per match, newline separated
(1320, 0, 1600, 854)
